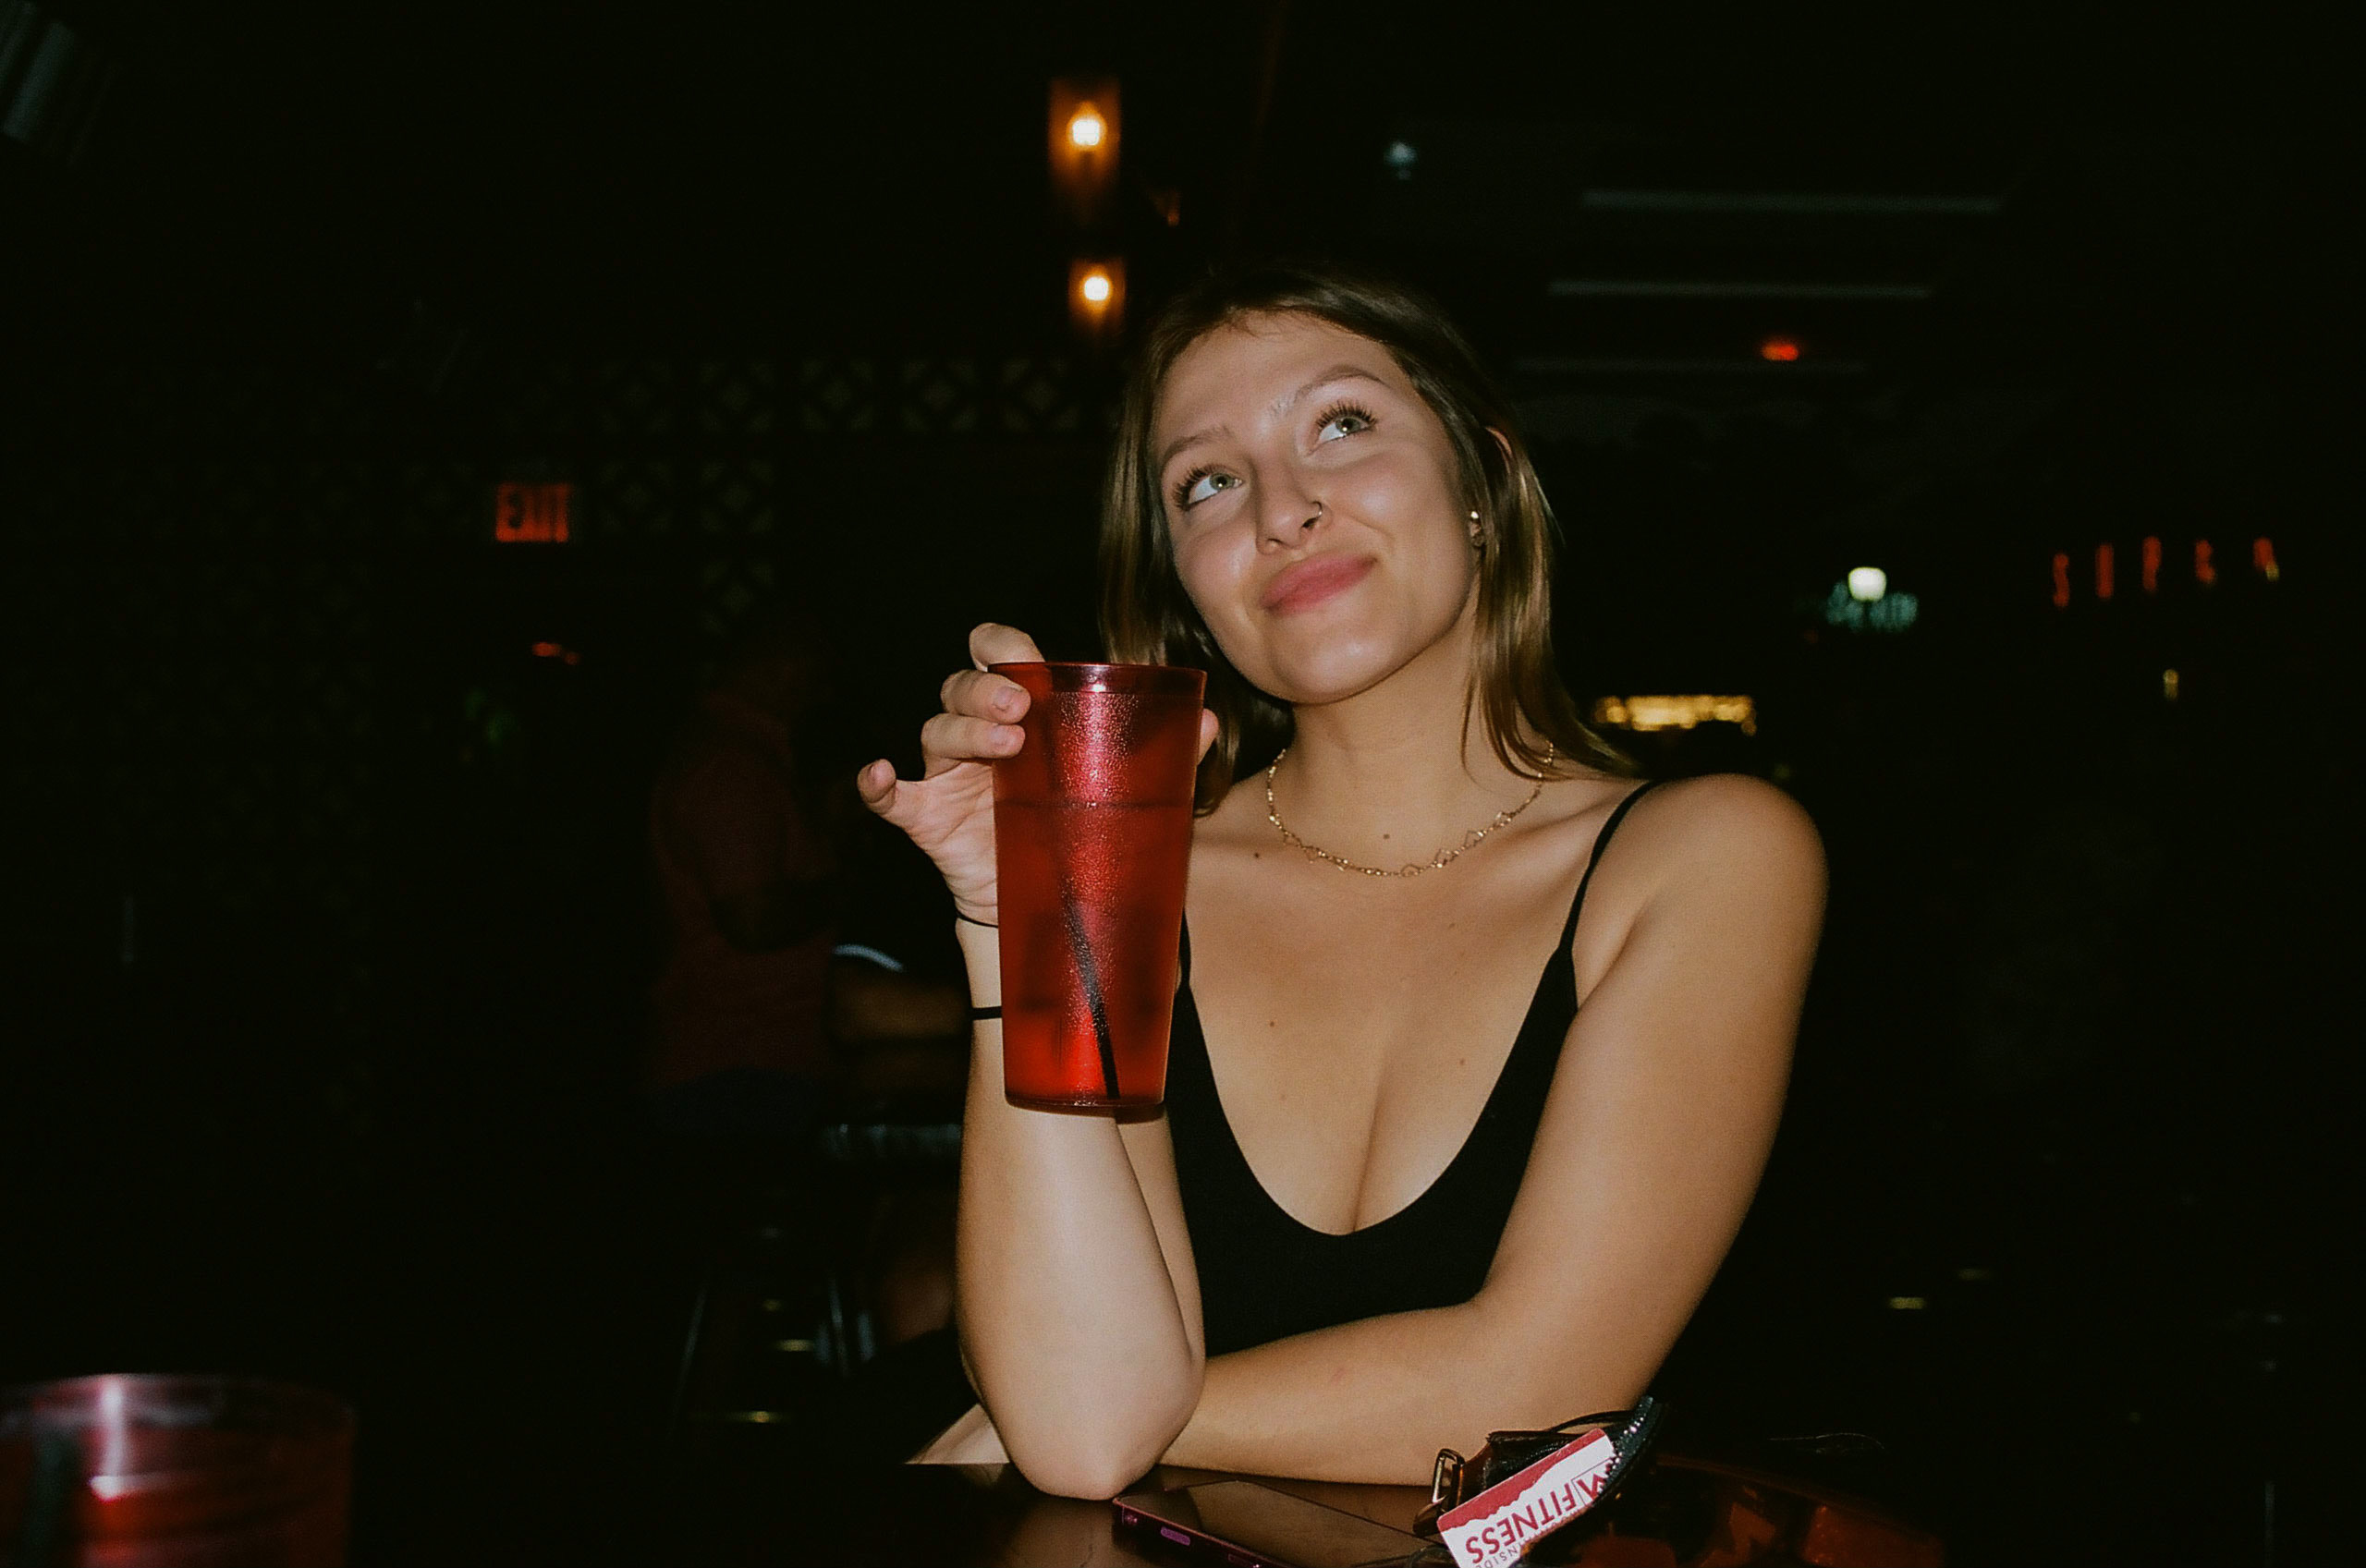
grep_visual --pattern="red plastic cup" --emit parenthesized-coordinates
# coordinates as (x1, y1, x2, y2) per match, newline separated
(989, 662, 1205, 1110)
(0, 1375, 353, 1568)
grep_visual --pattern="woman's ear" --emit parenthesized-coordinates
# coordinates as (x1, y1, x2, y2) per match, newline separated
(1472, 426, 1518, 510)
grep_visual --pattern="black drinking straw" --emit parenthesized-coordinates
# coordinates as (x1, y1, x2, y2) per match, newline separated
(1062, 886, 1122, 1099)
(1031, 675, 1120, 1100)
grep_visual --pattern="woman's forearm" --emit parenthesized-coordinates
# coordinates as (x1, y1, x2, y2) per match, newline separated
(1160, 1297, 1635, 1485)
(953, 919, 1202, 1497)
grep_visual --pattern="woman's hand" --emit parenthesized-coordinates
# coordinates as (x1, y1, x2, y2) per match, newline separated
(856, 623, 1044, 927)
(857, 623, 1218, 927)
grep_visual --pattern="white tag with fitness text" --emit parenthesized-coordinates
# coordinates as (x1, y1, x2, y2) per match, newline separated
(1436, 1428, 1618, 1568)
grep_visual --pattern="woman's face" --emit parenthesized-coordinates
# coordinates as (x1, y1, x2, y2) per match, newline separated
(1153, 313, 1479, 708)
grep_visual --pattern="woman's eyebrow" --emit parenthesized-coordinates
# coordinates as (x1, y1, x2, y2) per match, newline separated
(1157, 366, 1389, 473)
(1271, 364, 1386, 422)
(1157, 423, 1224, 472)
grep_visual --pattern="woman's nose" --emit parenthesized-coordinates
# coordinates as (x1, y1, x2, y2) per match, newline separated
(1257, 491, 1324, 551)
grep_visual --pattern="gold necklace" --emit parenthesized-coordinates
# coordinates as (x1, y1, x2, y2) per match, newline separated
(1263, 744, 1555, 879)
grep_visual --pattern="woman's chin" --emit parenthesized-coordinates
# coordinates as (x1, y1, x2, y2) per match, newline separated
(1244, 645, 1407, 711)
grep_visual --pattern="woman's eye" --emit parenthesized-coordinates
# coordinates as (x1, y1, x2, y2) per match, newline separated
(1315, 408, 1374, 444)
(1180, 470, 1238, 507)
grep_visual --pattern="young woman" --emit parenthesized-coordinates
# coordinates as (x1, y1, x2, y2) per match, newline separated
(856, 262, 1825, 1498)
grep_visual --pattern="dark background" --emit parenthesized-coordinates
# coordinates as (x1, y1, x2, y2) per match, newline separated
(2, 3, 2358, 1563)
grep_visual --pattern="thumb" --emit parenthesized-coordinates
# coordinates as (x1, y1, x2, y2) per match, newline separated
(856, 760, 916, 827)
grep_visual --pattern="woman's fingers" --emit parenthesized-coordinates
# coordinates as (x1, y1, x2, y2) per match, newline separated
(940, 667, 1029, 723)
(968, 622, 1044, 672)
(920, 711, 1022, 772)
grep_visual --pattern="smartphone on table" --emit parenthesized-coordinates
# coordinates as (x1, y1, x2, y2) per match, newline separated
(1113, 1480, 1442, 1568)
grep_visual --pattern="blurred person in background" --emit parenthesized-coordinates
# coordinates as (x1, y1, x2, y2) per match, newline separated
(648, 613, 847, 1143)
(649, 608, 969, 1352)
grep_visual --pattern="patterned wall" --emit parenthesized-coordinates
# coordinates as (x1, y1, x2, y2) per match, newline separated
(2, 347, 1106, 1131)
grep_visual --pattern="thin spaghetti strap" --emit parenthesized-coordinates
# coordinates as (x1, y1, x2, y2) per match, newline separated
(1558, 779, 1665, 947)
(1178, 917, 1193, 982)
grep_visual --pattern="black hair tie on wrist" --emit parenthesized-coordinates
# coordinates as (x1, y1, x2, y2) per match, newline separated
(956, 912, 998, 930)
(970, 1005, 1003, 1021)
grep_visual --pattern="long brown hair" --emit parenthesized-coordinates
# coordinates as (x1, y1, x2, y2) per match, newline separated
(1099, 260, 1632, 811)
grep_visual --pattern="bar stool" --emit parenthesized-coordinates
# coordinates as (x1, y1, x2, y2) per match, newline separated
(665, 1089, 962, 1444)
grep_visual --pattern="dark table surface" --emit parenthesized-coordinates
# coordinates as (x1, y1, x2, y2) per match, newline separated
(673, 1449, 1946, 1567)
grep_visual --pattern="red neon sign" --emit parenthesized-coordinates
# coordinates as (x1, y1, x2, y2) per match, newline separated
(495, 481, 573, 543)
(2049, 538, 2280, 605)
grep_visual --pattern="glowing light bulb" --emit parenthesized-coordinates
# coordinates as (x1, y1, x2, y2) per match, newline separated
(1080, 270, 1113, 305)
(1760, 336, 1801, 362)
(1847, 566, 1887, 602)
(1067, 105, 1105, 149)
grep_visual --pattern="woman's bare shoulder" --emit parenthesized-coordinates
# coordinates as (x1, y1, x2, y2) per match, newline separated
(1625, 772, 1824, 872)
(1568, 774, 1824, 981)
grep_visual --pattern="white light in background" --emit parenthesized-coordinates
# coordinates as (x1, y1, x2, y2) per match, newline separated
(1848, 565, 1888, 602)
(1079, 270, 1112, 304)
(1067, 105, 1105, 149)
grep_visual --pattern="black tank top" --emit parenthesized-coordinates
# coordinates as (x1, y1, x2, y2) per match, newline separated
(1165, 780, 1662, 1357)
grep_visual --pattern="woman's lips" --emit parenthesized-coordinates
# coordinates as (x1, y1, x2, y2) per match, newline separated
(1261, 553, 1375, 614)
